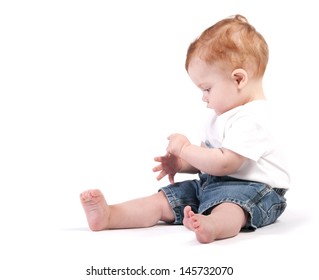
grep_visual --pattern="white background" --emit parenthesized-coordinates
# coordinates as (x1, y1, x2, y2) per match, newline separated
(1, 1, 318, 279)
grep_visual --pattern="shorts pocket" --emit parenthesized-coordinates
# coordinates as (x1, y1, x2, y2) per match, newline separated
(258, 190, 287, 227)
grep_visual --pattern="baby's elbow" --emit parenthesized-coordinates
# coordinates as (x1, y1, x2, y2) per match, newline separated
(210, 158, 244, 176)
(205, 148, 246, 176)
(210, 164, 234, 176)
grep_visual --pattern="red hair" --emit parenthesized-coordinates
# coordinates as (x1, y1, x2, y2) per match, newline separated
(185, 15, 269, 78)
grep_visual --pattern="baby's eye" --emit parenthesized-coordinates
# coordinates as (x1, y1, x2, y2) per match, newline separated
(203, 88, 211, 93)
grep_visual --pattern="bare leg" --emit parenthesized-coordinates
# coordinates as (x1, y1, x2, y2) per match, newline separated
(80, 189, 174, 231)
(183, 203, 247, 243)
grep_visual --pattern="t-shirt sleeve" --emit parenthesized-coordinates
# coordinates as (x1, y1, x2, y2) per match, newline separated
(222, 115, 271, 161)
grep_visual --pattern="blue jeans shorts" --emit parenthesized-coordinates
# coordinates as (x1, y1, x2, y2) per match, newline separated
(160, 173, 287, 230)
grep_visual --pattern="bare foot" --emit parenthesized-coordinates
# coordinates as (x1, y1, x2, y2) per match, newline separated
(80, 189, 110, 231)
(183, 206, 217, 243)
(182, 206, 196, 230)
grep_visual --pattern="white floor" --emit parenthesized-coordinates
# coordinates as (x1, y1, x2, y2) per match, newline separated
(65, 197, 317, 280)
(64, 190, 318, 280)
(2, 183, 316, 280)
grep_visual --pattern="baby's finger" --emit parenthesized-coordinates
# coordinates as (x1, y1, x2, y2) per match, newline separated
(154, 156, 164, 162)
(156, 170, 167, 181)
(168, 174, 175, 184)
(152, 164, 162, 172)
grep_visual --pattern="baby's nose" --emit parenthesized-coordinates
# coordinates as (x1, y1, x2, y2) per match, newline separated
(202, 94, 208, 102)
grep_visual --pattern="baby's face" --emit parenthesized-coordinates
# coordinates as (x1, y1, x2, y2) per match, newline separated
(187, 58, 241, 115)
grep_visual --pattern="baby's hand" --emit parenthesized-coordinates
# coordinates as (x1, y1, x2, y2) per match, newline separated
(153, 153, 182, 184)
(166, 133, 191, 157)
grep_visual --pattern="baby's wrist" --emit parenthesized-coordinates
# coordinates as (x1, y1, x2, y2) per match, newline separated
(180, 143, 191, 159)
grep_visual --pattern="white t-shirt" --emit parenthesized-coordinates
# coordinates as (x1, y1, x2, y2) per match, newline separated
(202, 100, 290, 189)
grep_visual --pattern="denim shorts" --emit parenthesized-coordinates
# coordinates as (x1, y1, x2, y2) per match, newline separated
(160, 173, 287, 230)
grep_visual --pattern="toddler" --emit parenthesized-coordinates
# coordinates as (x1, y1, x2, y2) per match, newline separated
(80, 14, 289, 243)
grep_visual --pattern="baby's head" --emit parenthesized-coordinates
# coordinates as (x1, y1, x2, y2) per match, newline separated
(185, 15, 269, 79)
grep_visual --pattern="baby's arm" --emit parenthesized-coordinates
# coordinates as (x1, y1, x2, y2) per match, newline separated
(167, 134, 246, 176)
(181, 145, 245, 176)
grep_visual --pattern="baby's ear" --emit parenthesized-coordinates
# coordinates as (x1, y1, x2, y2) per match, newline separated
(231, 69, 248, 89)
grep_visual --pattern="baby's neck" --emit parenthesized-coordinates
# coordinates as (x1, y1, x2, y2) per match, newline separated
(243, 79, 265, 102)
